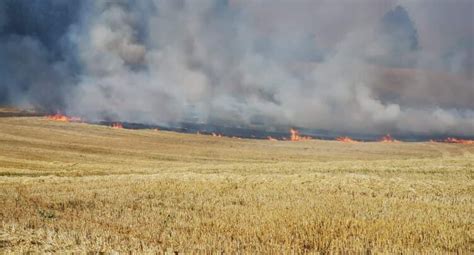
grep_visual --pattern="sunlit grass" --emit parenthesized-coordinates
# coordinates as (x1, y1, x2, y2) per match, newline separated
(0, 117, 473, 253)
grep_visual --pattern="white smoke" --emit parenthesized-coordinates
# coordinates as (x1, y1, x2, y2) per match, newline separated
(1, 0, 473, 136)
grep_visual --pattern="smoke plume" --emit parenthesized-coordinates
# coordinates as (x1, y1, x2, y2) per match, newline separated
(1, 0, 473, 136)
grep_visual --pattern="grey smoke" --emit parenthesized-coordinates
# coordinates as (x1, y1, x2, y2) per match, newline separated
(0, 0, 473, 136)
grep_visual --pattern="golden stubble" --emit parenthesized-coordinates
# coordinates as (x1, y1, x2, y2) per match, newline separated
(0, 117, 473, 253)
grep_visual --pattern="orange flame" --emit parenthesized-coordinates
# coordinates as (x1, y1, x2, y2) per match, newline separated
(46, 113, 81, 122)
(336, 136, 358, 143)
(290, 128, 299, 141)
(267, 136, 278, 141)
(290, 128, 312, 141)
(443, 137, 474, 145)
(379, 134, 398, 143)
(111, 123, 123, 129)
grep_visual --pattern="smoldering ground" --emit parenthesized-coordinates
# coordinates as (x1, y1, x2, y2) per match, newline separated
(1, 0, 473, 136)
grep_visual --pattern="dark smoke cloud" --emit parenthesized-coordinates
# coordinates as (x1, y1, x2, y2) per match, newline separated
(0, 0, 79, 108)
(0, 0, 473, 136)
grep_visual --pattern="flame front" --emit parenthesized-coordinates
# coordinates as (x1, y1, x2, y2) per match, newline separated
(443, 137, 474, 145)
(112, 123, 123, 129)
(379, 134, 398, 143)
(290, 128, 299, 141)
(289, 128, 312, 141)
(47, 113, 81, 122)
(45, 116, 474, 144)
(267, 136, 278, 141)
(336, 136, 358, 143)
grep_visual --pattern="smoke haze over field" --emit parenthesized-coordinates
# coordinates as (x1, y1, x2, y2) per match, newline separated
(0, 0, 473, 136)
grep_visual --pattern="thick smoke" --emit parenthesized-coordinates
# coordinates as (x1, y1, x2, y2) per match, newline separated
(1, 0, 473, 136)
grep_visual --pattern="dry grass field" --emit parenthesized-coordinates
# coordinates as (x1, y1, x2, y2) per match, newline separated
(0, 116, 473, 253)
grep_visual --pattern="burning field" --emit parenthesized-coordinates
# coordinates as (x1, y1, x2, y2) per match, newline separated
(0, 114, 473, 253)
(1, 0, 473, 253)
